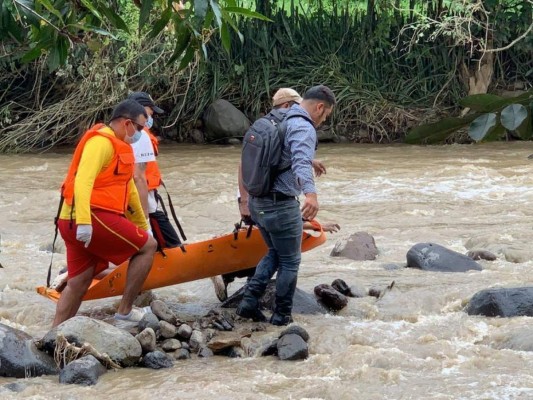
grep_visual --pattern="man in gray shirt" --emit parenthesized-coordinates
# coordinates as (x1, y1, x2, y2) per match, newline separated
(236, 85, 336, 326)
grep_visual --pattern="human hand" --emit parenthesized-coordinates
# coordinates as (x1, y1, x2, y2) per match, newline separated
(238, 198, 251, 222)
(322, 222, 340, 233)
(301, 193, 319, 221)
(76, 224, 93, 248)
(312, 159, 326, 177)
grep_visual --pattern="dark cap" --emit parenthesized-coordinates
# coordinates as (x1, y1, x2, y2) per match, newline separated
(128, 91, 164, 114)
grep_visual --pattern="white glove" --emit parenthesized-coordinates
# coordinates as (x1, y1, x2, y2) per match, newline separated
(76, 224, 93, 248)
(50, 272, 68, 290)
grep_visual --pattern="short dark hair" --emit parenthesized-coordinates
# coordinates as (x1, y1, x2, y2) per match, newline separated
(303, 85, 336, 107)
(110, 99, 147, 122)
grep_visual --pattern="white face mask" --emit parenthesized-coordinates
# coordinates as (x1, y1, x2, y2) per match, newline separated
(145, 116, 154, 129)
(128, 130, 143, 144)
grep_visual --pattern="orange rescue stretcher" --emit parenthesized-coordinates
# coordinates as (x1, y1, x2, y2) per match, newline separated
(36, 223, 327, 302)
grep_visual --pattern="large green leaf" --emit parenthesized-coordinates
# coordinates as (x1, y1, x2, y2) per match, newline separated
(468, 113, 497, 141)
(209, 0, 222, 27)
(149, 7, 172, 38)
(482, 123, 506, 142)
(202, 9, 215, 30)
(220, 20, 230, 53)
(98, 4, 129, 32)
(38, 0, 64, 23)
(139, 0, 154, 31)
(459, 94, 504, 112)
(501, 104, 528, 130)
(47, 44, 61, 72)
(1, 4, 24, 42)
(405, 114, 479, 144)
(460, 90, 533, 114)
(79, 0, 102, 20)
(178, 45, 196, 71)
(69, 24, 117, 39)
(168, 22, 191, 65)
(224, 6, 272, 21)
(221, 9, 243, 43)
(515, 107, 532, 140)
(20, 45, 44, 63)
(14, 0, 54, 27)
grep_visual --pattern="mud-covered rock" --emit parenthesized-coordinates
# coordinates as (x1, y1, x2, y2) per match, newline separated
(314, 284, 348, 311)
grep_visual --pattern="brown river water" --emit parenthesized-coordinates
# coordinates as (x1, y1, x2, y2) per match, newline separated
(1, 143, 533, 399)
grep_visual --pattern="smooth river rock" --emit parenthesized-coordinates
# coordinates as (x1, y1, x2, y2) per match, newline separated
(0, 323, 58, 378)
(466, 287, 533, 317)
(330, 232, 378, 260)
(59, 355, 107, 386)
(407, 243, 482, 272)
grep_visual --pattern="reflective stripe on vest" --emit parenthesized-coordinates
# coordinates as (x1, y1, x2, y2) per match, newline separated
(61, 124, 134, 214)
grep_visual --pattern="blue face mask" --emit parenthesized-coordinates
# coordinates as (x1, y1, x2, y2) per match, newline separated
(145, 116, 154, 129)
(130, 130, 143, 144)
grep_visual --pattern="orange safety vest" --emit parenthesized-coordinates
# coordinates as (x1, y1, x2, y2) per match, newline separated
(145, 128, 162, 190)
(61, 124, 135, 214)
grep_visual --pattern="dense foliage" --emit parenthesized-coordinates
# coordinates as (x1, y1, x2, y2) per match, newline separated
(0, 0, 532, 152)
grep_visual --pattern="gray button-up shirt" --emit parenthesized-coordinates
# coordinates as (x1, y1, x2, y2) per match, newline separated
(273, 104, 317, 196)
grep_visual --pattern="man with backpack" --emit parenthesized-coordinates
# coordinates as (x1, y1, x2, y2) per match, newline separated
(211, 88, 339, 302)
(236, 85, 336, 325)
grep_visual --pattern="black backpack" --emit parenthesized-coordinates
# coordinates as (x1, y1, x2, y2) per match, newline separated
(241, 108, 313, 197)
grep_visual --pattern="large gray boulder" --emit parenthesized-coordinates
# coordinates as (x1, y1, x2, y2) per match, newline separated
(59, 355, 107, 386)
(0, 323, 58, 378)
(466, 287, 533, 317)
(203, 99, 250, 142)
(330, 232, 378, 260)
(41, 316, 142, 367)
(407, 243, 482, 272)
(221, 280, 327, 314)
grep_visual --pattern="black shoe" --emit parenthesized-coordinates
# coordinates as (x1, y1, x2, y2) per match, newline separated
(270, 313, 293, 326)
(235, 305, 267, 322)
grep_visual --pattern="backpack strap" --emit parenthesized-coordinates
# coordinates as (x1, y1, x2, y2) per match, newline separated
(47, 194, 65, 287)
(157, 181, 187, 242)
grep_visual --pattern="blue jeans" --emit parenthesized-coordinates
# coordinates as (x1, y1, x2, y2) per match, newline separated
(240, 196, 303, 317)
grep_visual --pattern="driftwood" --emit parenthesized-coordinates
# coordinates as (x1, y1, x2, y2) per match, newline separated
(53, 334, 122, 370)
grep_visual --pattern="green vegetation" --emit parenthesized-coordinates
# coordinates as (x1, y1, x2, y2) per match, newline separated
(0, 0, 532, 152)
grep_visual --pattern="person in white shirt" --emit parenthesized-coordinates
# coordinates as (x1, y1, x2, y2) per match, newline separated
(128, 91, 182, 249)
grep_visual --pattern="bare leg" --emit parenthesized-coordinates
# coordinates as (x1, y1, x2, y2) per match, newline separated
(116, 237, 157, 315)
(52, 265, 95, 327)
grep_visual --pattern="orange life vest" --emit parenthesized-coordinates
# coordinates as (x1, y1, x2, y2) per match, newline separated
(61, 124, 135, 214)
(145, 128, 162, 190)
